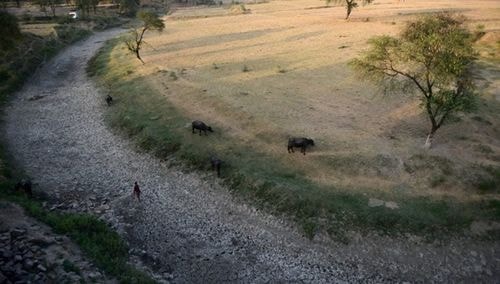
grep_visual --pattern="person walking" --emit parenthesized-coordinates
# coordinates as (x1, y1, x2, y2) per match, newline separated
(133, 182, 141, 201)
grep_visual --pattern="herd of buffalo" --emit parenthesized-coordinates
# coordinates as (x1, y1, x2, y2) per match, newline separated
(106, 97, 316, 178)
(12, 96, 315, 196)
(191, 120, 315, 178)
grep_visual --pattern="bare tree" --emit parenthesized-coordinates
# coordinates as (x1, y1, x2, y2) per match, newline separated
(125, 11, 165, 64)
(326, 0, 373, 20)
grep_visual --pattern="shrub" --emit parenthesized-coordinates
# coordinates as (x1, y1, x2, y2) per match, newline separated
(0, 11, 22, 50)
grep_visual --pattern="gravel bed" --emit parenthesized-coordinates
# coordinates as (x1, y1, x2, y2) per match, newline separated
(2, 29, 499, 283)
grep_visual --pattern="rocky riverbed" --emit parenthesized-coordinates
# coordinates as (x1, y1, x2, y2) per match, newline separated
(2, 29, 499, 283)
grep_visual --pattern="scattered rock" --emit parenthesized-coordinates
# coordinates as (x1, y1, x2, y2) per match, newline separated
(10, 229, 26, 239)
(30, 237, 55, 248)
(28, 95, 46, 101)
(23, 259, 34, 270)
(368, 198, 384, 207)
(384, 201, 399, 210)
(36, 264, 47, 272)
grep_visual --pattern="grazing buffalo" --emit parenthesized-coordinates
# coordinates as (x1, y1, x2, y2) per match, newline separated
(105, 95, 113, 106)
(14, 179, 32, 197)
(192, 120, 213, 136)
(210, 156, 222, 177)
(287, 137, 315, 155)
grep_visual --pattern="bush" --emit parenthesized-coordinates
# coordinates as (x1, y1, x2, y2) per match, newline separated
(0, 11, 22, 50)
(53, 25, 92, 43)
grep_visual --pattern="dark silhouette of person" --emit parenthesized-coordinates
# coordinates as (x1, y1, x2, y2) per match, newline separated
(133, 182, 141, 201)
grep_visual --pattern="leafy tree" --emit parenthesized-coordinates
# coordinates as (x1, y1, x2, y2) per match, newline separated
(125, 11, 165, 64)
(0, 11, 21, 51)
(326, 0, 373, 20)
(119, 0, 140, 16)
(350, 13, 477, 147)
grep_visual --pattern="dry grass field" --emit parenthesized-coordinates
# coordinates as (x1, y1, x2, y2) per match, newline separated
(139, 0, 500, 198)
(91, 0, 500, 237)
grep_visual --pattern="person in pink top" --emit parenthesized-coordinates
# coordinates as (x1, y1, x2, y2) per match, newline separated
(133, 182, 141, 201)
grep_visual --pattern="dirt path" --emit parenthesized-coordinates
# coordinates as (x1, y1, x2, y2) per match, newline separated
(3, 29, 499, 283)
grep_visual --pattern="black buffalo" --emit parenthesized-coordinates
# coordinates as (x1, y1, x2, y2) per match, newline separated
(105, 95, 113, 106)
(287, 137, 315, 155)
(210, 156, 222, 177)
(192, 120, 213, 136)
(14, 179, 32, 197)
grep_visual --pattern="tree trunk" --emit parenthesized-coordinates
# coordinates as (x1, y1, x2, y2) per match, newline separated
(135, 49, 144, 64)
(346, 4, 352, 19)
(424, 125, 438, 149)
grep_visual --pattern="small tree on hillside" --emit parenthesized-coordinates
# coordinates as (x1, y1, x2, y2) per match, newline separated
(125, 11, 165, 64)
(326, 0, 373, 20)
(350, 13, 477, 147)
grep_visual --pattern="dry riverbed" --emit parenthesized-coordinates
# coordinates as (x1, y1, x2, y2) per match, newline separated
(2, 25, 499, 283)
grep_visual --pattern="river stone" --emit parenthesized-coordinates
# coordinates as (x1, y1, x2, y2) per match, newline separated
(368, 198, 384, 207)
(10, 229, 26, 239)
(385, 201, 399, 209)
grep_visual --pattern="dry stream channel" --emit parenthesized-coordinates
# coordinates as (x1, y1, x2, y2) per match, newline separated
(3, 29, 499, 283)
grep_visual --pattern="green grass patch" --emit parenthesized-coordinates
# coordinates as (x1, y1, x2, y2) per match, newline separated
(87, 37, 500, 241)
(0, 184, 154, 284)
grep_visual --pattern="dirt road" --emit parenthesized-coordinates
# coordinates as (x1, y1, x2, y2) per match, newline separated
(3, 29, 498, 283)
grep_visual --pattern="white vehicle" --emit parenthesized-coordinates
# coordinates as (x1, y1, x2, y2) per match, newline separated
(68, 11, 78, 19)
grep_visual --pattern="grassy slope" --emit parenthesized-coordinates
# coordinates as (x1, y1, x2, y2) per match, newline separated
(0, 18, 155, 283)
(88, 37, 500, 241)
